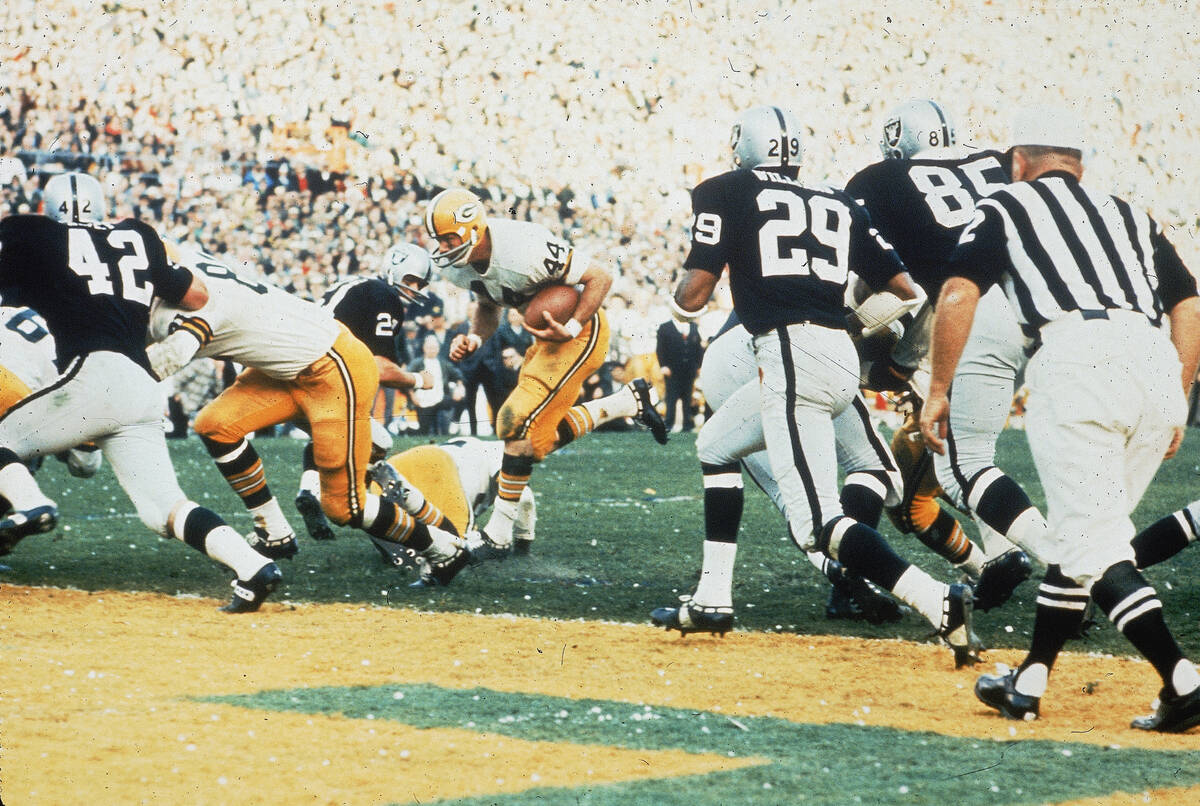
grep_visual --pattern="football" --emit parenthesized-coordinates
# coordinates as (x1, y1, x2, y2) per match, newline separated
(523, 284, 580, 329)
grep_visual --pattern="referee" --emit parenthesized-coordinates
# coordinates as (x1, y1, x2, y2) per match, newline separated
(921, 106, 1200, 732)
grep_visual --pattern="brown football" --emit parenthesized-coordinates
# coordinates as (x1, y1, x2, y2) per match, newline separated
(523, 284, 580, 329)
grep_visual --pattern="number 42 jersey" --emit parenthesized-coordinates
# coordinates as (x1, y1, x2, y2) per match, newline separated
(684, 168, 906, 336)
(0, 215, 193, 374)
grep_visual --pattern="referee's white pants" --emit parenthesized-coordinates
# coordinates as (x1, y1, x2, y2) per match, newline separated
(0, 351, 187, 536)
(1024, 314, 1183, 586)
(754, 323, 860, 549)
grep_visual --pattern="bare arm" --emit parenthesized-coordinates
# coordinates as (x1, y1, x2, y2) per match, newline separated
(449, 299, 502, 361)
(919, 276, 982, 454)
(1164, 296, 1200, 458)
(376, 355, 433, 391)
(177, 274, 209, 311)
(674, 268, 720, 316)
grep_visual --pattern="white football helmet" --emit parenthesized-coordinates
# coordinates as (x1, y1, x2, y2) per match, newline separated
(730, 105, 803, 169)
(380, 242, 433, 303)
(43, 172, 105, 223)
(880, 99, 956, 159)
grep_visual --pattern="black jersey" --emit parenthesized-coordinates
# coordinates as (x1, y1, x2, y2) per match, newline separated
(320, 275, 408, 365)
(0, 215, 192, 373)
(684, 167, 906, 336)
(844, 150, 1011, 294)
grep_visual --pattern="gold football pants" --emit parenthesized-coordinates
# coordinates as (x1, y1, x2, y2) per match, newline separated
(380, 445, 473, 535)
(497, 310, 609, 460)
(193, 325, 379, 524)
(0, 365, 32, 418)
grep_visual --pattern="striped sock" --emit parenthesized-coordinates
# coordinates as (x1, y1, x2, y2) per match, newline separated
(555, 405, 596, 448)
(497, 453, 534, 506)
(202, 437, 273, 509)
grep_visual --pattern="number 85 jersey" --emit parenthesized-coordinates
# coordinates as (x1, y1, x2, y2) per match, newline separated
(684, 168, 906, 336)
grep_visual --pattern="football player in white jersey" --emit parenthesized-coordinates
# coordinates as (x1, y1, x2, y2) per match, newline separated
(368, 436, 536, 582)
(0, 306, 103, 479)
(147, 243, 470, 585)
(425, 188, 666, 556)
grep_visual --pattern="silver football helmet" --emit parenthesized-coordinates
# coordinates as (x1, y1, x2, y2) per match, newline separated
(879, 100, 956, 160)
(730, 106, 803, 169)
(380, 242, 433, 303)
(43, 172, 105, 222)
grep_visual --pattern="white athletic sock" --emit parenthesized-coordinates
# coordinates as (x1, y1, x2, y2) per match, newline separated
(250, 497, 293, 539)
(204, 525, 271, 579)
(421, 524, 463, 564)
(0, 462, 55, 510)
(298, 470, 321, 497)
(1014, 662, 1049, 697)
(956, 543, 986, 579)
(1006, 509, 1049, 554)
(890, 566, 949, 627)
(691, 540, 738, 609)
(485, 497, 518, 546)
(1172, 659, 1200, 697)
(513, 486, 537, 541)
(581, 384, 638, 425)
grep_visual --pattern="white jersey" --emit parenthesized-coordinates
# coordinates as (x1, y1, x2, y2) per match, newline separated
(438, 219, 589, 310)
(440, 436, 504, 519)
(148, 246, 339, 380)
(0, 306, 58, 390)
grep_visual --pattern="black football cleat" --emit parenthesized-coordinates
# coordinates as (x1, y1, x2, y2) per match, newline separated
(512, 537, 534, 557)
(294, 490, 336, 541)
(410, 546, 472, 588)
(975, 669, 1040, 720)
(650, 598, 734, 636)
(0, 504, 58, 555)
(1131, 686, 1200, 733)
(825, 574, 907, 624)
(247, 527, 299, 561)
(974, 550, 1033, 612)
(221, 562, 283, 613)
(629, 378, 668, 445)
(937, 583, 984, 668)
(465, 530, 510, 562)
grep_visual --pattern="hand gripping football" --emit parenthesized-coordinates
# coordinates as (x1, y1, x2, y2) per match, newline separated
(523, 284, 580, 329)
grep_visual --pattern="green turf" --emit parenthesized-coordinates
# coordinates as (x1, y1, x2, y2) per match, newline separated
(6, 426, 1200, 657)
(204, 682, 1200, 805)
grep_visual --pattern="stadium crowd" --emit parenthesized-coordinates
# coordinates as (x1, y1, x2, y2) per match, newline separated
(1, 0, 1195, 428)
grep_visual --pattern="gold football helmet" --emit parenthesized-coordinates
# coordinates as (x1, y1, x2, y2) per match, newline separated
(425, 188, 488, 268)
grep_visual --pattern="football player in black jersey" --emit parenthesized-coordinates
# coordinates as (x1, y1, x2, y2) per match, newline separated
(0, 173, 282, 612)
(651, 105, 979, 665)
(293, 242, 438, 543)
(846, 100, 1034, 612)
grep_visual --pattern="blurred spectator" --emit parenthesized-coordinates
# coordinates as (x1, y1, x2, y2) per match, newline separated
(656, 317, 703, 433)
(409, 333, 464, 435)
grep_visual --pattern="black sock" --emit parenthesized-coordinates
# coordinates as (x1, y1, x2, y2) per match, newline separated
(1092, 561, 1184, 687)
(1020, 565, 1089, 674)
(702, 462, 743, 543)
(1132, 510, 1195, 569)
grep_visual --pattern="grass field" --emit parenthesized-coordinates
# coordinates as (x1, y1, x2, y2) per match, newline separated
(6, 423, 1200, 657)
(7, 423, 1200, 805)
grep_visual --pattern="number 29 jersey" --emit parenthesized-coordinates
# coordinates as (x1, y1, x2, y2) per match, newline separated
(683, 168, 905, 336)
(844, 149, 1011, 294)
(0, 214, 192, 374)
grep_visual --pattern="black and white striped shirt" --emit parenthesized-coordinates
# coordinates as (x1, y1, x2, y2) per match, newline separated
(946, 170, 1196, 337)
